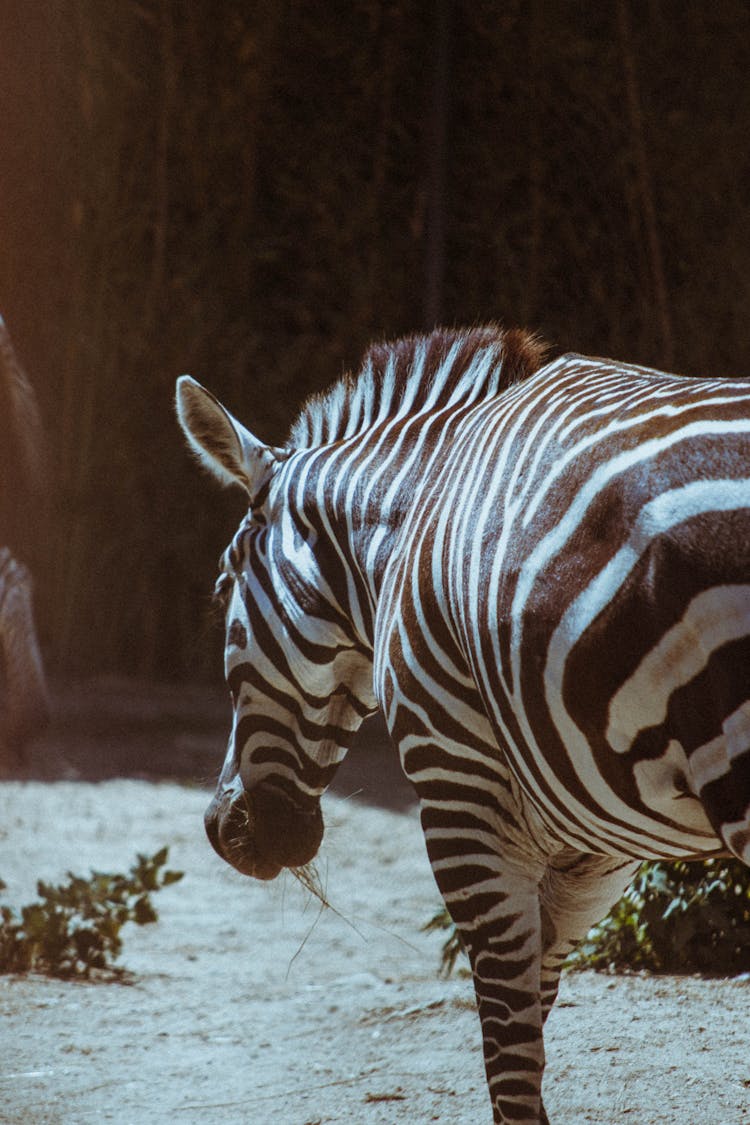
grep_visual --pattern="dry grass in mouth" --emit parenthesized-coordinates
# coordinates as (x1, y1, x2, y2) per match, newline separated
(290, 861, 368, 941)
(289, 861, 332, 909)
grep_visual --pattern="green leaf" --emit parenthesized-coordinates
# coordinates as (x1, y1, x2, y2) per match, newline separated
(133, 896, 157, 926)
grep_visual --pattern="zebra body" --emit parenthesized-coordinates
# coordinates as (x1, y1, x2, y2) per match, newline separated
(0, 547, 49, 772)
(177, 327, 750, 1124)
(0, 317, 49, 771)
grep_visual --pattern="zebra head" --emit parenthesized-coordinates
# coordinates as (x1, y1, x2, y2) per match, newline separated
(176, 376, 377, 881)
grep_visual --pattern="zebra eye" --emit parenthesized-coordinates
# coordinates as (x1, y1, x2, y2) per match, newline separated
(227, 618, 248, 650)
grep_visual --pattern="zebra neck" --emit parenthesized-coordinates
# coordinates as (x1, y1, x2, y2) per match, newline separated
(286, 410, 450, 640)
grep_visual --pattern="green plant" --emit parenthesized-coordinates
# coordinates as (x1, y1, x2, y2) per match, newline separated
(0, 847, 183, 981)
(422, 905, 469, 979)
(425, 859, 750, 978)
(569, 859, 750, 974)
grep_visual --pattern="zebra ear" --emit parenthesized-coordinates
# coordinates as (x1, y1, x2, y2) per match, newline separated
(176, 375, 284, 495)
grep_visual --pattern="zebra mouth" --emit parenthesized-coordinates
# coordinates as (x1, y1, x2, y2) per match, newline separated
(204, 780, 324, 881)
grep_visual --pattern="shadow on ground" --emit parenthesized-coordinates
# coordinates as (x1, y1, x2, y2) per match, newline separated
(21, 677, 417, 813)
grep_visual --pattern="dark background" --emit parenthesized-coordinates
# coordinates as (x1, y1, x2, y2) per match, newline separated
(1, 1, 749, 684)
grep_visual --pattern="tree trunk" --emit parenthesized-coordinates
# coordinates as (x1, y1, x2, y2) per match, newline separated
(616, 0, 674, 368)
(424, 0, 451, 329)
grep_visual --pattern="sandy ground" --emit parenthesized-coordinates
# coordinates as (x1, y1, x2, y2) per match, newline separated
(1, 680, 750, 1125)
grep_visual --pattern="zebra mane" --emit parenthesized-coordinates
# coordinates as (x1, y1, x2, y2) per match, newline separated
(288, 325, 546, 448)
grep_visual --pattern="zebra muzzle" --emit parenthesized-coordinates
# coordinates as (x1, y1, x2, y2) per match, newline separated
(205, 780, 324, 881)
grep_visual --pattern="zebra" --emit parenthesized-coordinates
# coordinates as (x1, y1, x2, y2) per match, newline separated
(0, 316, 48, 772)
(177, 326, 750, 1124)
(0, 547, 49, 772)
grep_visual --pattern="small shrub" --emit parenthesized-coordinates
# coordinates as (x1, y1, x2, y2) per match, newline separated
(569, 859, 750, 974)
(423, 905, 467, 978)
(425, 859, 750, 977)
(0, 847, 183, 981)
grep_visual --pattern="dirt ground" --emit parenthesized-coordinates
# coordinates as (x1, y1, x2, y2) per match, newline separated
(1, 680, 750, 1125)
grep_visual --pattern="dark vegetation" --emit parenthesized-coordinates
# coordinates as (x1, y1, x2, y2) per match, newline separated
(0, 848, 183, 980)
(568, 859, 750, 974)
(2, 2, 750, 680)
(425, 858, 750, 977)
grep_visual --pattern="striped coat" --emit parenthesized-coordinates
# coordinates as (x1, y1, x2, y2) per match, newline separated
(178, 327, 750, 1124)
(0, 317, 48, 770)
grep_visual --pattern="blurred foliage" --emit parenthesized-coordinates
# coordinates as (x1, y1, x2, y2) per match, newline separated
(425, 859, 750, 978)
(0, 847, 183, 980)
(1, 1, 750, 676)
(567, 859, 750, 974)
(423, 901, 468, 978)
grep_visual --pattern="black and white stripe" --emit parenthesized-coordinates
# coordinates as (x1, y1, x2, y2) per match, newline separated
(0, 317, 49, 771)
(178, 326, 750, 1124)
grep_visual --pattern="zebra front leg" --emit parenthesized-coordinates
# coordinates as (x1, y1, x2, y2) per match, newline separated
(420, 805, 549, 1124)
(539, 853, 638, 1024)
